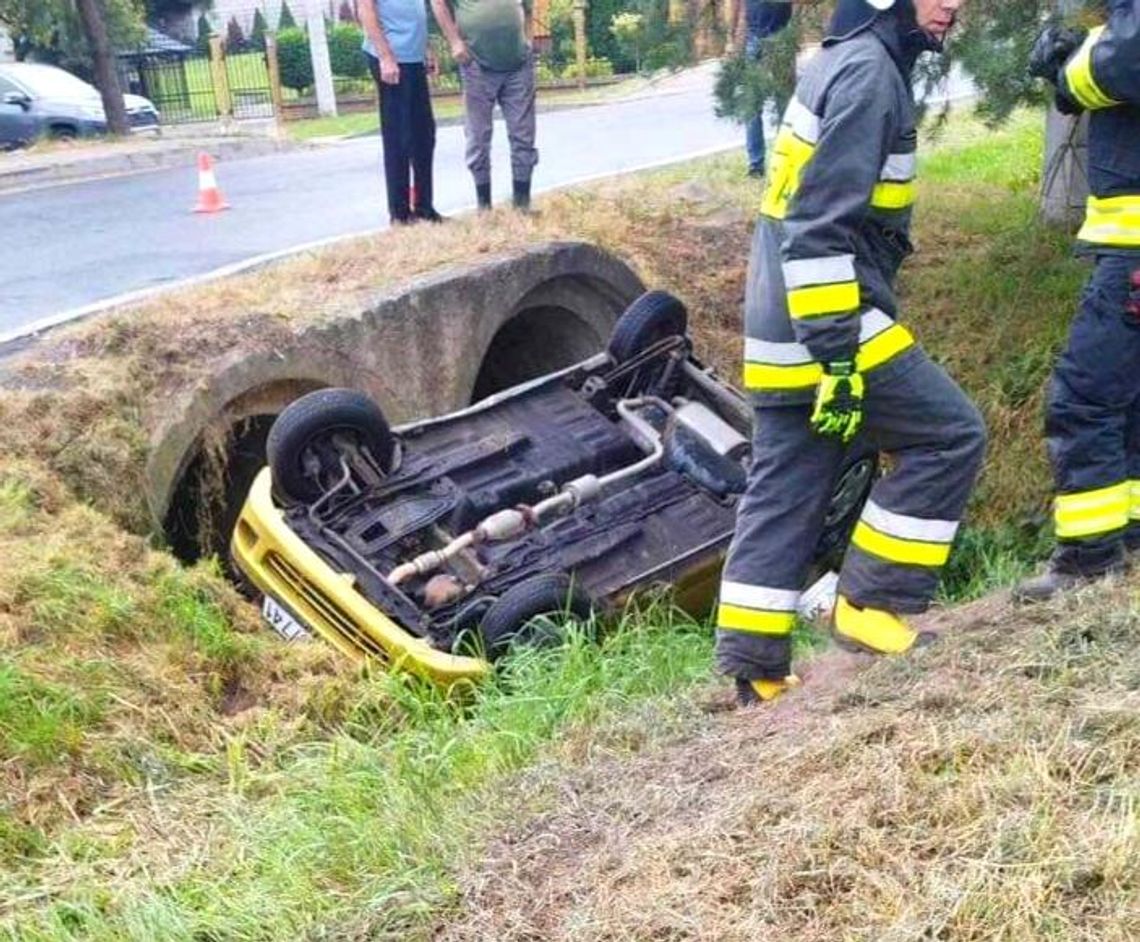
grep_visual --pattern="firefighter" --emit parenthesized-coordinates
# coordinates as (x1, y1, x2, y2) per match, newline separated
(1015, 2, 1140, 602)
(716, 0, 986, 706)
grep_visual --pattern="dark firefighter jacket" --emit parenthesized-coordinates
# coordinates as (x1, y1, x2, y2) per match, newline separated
(742, 7, 936, 404)
(1060, 0, 1140, 256)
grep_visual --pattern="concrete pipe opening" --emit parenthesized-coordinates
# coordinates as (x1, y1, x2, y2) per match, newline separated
(471, 304, 602, 403)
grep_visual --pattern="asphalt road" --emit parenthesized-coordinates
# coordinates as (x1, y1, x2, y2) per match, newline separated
(0, 68, 742, 337)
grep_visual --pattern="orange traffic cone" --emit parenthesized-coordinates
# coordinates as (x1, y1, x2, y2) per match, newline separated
(193, 152, 230, 214)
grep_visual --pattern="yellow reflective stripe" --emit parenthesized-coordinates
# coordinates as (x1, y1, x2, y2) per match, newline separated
(1131, 481, 1140, 521)
(1076, 195, 1140, 248)
(717, 603, 795, 636)
(1055, 482, 1130, 539)
(761, 129, 816, 221)
(742, 320, 915, 392)
(787, 281, 860, 319)
(856, 322, 914, 371)
(870, 180, 917, 210)
(1064, 26, 1121, 111)
(743, 361, 822, 391)
(852, 521, 952, 567)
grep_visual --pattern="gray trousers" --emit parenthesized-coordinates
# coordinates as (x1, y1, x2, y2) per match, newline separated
(459, 54, 538, 185)
(716, 349, 987, 681)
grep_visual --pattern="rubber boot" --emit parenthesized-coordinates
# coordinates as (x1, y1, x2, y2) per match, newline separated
(476, 182, 492, 211)
(833, 595, 933, 655)
(1012, 556, 1126, 605)
(735, 674, 800, 707)
(512, 178, 532, 212)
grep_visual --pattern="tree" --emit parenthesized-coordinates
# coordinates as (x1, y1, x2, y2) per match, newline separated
(278, 0, 297, 30)
(0, 0, 143, 74)
(276, 25, 313, 92)
(195, 12, 212, 53)
(609, 11, 645, 73)
(249, 7, 268, 50)
(75, 0, 129, 135)
(337, 0, 356, 23)
(225, 15, 246, 53)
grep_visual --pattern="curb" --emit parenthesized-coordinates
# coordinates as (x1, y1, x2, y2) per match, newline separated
(0, 136, 303, 195)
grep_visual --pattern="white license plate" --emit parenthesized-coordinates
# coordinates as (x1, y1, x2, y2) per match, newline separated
(261, 595, 313, 643)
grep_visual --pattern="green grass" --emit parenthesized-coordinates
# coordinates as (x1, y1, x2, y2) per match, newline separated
(4, 605, 714, 940)
(0, 664, 105, 768)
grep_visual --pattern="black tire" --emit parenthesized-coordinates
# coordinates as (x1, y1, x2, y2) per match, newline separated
(479, 573, 594, 659)
(607, 290, 688, 364)
(813, 453, 879, 572)
(267, 388, 396, 505)
(48, 125, 78, 140)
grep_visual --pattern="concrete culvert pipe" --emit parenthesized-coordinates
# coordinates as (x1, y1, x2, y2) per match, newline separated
(146, 242, 645, 562)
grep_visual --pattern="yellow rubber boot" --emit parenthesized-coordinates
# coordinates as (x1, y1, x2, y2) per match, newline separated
(738, 674, 801, 705)
(833, 595, 918, 655)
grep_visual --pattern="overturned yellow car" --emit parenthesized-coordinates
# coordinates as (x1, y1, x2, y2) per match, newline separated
(232, 292, 875, 685)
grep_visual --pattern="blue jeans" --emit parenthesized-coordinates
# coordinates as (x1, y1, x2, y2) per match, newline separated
(745, 34, 765, 172)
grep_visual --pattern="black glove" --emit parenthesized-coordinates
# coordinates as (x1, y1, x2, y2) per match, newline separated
(1028, 24, 1086, 84)
(1055, 86, 1086, 116)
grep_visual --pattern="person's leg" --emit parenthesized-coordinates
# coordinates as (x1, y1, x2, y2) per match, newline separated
(716, 405, 844, 700)
(837, 350, 986, 627)
(1017, 256, 1140, 599)
(1125, 392, 1140, 553)
(404, 62, 440, 220)
(497, 53, 538, 209)
(369, 54, 412, 222)
(744, 33, 765, 175)
(460, 59, 497, 208)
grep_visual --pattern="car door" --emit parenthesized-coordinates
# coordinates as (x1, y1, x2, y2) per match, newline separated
(0, 74, 39, 146)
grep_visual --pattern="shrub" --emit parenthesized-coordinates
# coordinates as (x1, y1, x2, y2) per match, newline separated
(561, 56, 614, 80)
(535, 60, 559, 83)
(277, 26, 314, 93)
(328, 23, 368, 79)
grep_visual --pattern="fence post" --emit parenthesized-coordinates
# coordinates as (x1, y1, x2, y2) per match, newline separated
(305, 0, 338, 117)
(208, 35, 233, 119)
(264, 32, 286, 127)
(572, 0, 587, 90)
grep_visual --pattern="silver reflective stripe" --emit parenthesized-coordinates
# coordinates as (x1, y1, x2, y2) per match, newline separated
(745, 308, 896, 364)
(782, 254, 856, 290)
(719, 581, 800, 612)
(861, 499, 959, 544)
(784, 96, 821, 144)
(880, 152, 916, 182)
(859, 307, 894, 341)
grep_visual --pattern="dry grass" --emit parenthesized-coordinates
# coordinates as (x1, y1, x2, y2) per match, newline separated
(440, 581, 1140, 941)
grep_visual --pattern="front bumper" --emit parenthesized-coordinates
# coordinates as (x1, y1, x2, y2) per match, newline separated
(231, 468, 491, 687)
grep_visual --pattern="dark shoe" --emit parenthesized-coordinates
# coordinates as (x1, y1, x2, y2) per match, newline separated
(1012, 559, 1125, 605)
(390, 212, 414, 226)
(415, 207, 447, 223)
(512, 178, 532, 212)
(475, 182, 492, 211)
(747, 165, 765, 178)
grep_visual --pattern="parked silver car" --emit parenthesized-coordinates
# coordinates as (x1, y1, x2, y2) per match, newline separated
(0, 62, 160, 148)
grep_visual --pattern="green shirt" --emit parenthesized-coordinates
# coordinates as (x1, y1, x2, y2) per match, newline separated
(454, 0, 529, 72)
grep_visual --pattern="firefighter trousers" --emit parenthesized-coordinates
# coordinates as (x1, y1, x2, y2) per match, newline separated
(1047, 254, 1140, 574)
(716, 348, 986, 681)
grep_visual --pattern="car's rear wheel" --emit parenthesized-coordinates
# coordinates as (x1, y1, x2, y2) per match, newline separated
(267, 388, 397, 505)
(479, 573, 595, 659)
(48, 125, 78, 140)
(607, 290, 688, 364)
(814, 453, 879, 572)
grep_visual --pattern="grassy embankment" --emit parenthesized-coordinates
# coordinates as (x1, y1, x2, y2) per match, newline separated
(0, 109, 1096, 938)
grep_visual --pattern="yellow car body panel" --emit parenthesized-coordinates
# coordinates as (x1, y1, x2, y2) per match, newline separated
(231, 467, 491, 687)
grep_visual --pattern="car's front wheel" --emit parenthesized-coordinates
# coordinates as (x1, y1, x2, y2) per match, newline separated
(267, 388, 397, 505)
